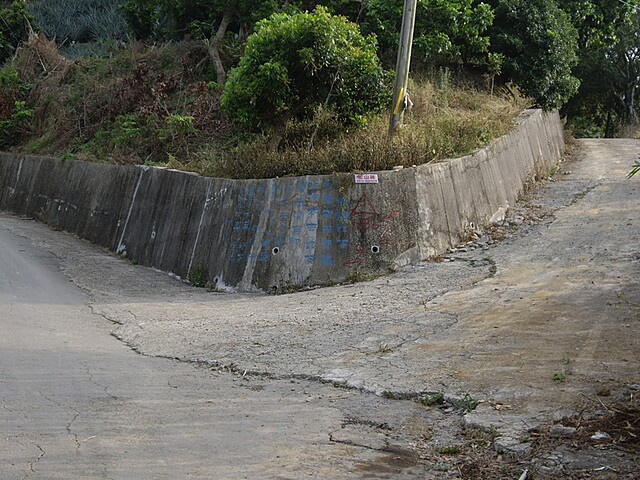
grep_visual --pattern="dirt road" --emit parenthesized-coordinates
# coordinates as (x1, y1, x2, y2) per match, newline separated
(1, 139, 638, 478)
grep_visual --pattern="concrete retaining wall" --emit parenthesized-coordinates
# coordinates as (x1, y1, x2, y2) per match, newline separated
(0, 109, 564, 291)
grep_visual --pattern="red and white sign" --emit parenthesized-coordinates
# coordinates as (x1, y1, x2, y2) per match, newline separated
(354, 173, 379, 184)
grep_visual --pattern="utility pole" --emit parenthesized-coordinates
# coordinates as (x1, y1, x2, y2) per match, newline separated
(388, 0, 417, 137)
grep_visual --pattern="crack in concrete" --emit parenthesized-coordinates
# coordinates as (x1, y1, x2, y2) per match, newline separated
(101, 465, 115, 480)
(108, 330, 467, 408)
(82, 363, 118, 401)
(407, 264, 497, 312)
(329, 435, 388, 452)
(88, 304, 123, 326)
(37, 391, 61, 408)
(342, 416, 392, 430)
(66, 411, 82, 453)
(38, 393, 84, 454)
(1, 394, 14, 413)
(567, 182, 599, 206)
(20, 443, 45, 480)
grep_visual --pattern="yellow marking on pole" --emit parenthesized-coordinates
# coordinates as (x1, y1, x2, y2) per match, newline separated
(393, 88, 405, 115)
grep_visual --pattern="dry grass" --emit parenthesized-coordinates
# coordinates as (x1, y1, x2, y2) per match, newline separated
(618, 122, 640, 139)
(12, 30, 72, 84)
(194, 78, 530, 179)
(12, 38, 224, 161)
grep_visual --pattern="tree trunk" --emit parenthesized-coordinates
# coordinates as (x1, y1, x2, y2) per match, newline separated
(629, 83, 638, 124)
(208, 13, 231, 85)
(605, 110, 614, 138)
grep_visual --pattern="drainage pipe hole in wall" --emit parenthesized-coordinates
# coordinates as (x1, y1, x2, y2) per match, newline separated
(371, 245, 380, 254)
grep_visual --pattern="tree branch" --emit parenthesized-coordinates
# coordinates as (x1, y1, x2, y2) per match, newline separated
(208, 13, 231, 85)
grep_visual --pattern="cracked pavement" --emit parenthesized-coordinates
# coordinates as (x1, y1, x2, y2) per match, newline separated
(0, 200, 448, 479)
(1, 139, 639, 478)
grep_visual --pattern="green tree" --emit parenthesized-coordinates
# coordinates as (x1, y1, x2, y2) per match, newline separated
(0, 1, 33, 65)
(296, 0, 368, 22)
(0, 66, 32, 146)
(603, 8, 640, 127)
(220, 7, 388, 130)
(362, 0, 495, 69)
(488, 0, 580, 109)
(121, 0, 287, 84)
(560, 0, 640, 136)
(560, 0, 632, 50)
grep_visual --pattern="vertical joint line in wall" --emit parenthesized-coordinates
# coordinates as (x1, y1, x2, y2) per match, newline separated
(239, 180, 274, 290)
(438, 172, 454, 245)
(14, 158, 23, 186)
(8, 158, 24, 197)
(187, 181, 213, 278)
(117, 167, 146, 255)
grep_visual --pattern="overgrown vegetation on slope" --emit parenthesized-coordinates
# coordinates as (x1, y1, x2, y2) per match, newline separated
(3, 32, 527, 179)
(4, 0, 638, 179)
(123, 0, 640, 138)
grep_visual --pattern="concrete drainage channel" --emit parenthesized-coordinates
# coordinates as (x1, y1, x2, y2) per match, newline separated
(0, 109, 564, 292)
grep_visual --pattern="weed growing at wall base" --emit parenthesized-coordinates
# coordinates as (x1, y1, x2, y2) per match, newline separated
(189, 264, 209, 288)
(457, 393, 480, 413)
(420, 392, 445, 407)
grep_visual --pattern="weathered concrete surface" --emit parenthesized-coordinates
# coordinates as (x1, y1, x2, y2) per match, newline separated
(0, 109, 564, 291)
(0, 220, 457, 480)
(414, 109, 564, 258)
(2, 138, 638, 467)
(1, 139, 639, 477)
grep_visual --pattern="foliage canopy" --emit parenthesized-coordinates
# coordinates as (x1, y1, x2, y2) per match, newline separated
(4, 0, 640, 154)
(561, 0, 640, 136)
(364, 0, 497, 71)
(488, 0, 580, 110)
(0, 1, 33, 65)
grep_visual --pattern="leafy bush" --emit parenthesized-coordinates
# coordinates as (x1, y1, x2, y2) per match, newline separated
(0, 1, 33, 65)
(27, 0, 128, 45)
(0, 99, 32, 146)
(158, 114, 196, 145)
(0, 64, 27, 98)
(0, 66, 32, 146)
(221, 7, 389, 130)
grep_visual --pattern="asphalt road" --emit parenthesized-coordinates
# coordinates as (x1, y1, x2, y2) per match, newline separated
(0, 225, 437, 479)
